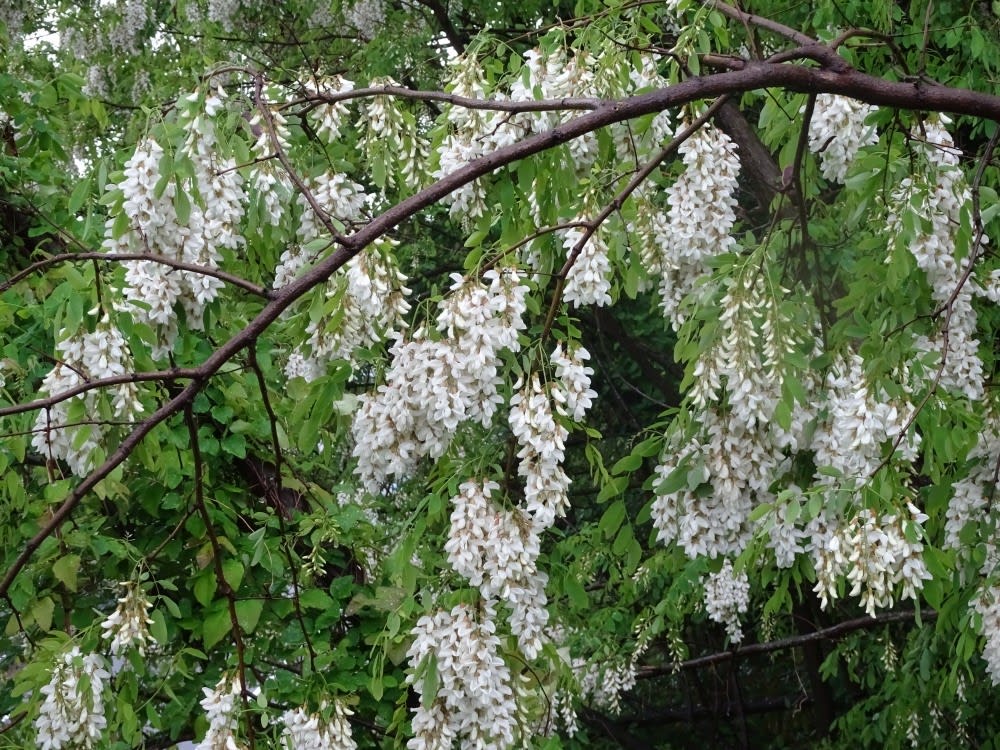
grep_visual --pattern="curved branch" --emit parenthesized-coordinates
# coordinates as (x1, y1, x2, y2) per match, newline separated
(708, 0, 817, 47)
(0, 252, 272, 298)
(637, 609, 937, 678)
(0, 369, 201, 419)
(300, 84, 605, 114)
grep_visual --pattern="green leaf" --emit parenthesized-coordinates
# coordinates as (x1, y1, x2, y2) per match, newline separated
(565, 575, 588, 610)
(421, 653, 439, 709)
(193, 572, 216, 608)
(174, 185, 192, 225)
(222, 559, 245, 592)
(150, 608, 169, 644)
(31, 597, 55, 632)
(235, 599, 264, 633)
(68, 177, 91, 214)
(599, 500, 626, 540)
(202, 604, 232, 650)
(52, 554, 80, 592)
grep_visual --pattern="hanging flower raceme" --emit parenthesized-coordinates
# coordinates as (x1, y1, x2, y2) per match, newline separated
(351, 268, 527, 491)
(32, 320, 143, 477)
(443, 480, 549, 658)
(100, 581, 155, 655)
(284, 237, 411, 381)
(509, 374, 571, 530)
(808, 504, 932, 615)
(702, 559, 750, 643)
(35, 648, 110, 750)
(104, 88, 247, 357)
(656, 121, 741, 328)
(807, 94, 879, 182)
(405, 603, 518, 750)
(281, 702, 357, 750)
(887, 116, 988, 401)
(195, 675, 243, 750)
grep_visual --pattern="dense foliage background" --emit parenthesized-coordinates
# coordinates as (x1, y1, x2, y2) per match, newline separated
(1, 1, 999, 748)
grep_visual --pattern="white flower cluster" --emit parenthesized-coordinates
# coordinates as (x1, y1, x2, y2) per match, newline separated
(811, 353, 918, 485)
(509, 373, 573, 530)
(405, 603, 517, 750)
(285, 238, 411, 381)
(195, 675, 243, 750)
(100, 581, 155, 655)
(551, 343, 597, 422)
(434, 49, 670, 223)
(768, 489, 808, 568)
(351, 268, 528, 491)
(281, 702, 357, 750)
(888, 117, 987, 401)
(560, 225, 613, 308)
(359, 77, 425, 192)
(702, 559, 750, 643)
(35, 648, 110, 750)
(807, 94, 879, 182)
(444, 480, 549, 658)
(975, 586, 1000, 684)
(307, 76, 355, 144)
(107, 0, 149, 57)
(808, 504, 932, 615)
(575, 658, 637, 716)
(656, 122, 741, 328)
(105, 89, 246, 358)
(689, 273, 794, 430)
(944, 415, 999, 551)
(651, 409, 780, 559)
(344, 0, 385, 39)
(32, 321, 143, 476)
(273, 170, 369, 288)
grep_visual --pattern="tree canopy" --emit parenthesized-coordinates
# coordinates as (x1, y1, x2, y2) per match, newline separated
(1, 0, 999, 748)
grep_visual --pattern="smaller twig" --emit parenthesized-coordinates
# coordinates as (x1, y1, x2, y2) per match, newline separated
(246, 344, 316, 671)
(254, 74, 348, 247)
(0, 251, 271, 299)
(184, 405, 255, 749)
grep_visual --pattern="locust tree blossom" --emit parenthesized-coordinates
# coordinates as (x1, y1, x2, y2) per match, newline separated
(32, 321, 142, 476)
(703, 559, 750, 643)
(405, 604, 517, 750)
(35, 648, 110, 750)
(809, 505, 931, 615)
(807, 94, 879, 182)
(888, 116, 988, 401)
(100, 581, 155, 655)
(195, 675, 243, 750)
(655, 122, 741, 328)
(351, 268, 527, 491)
(281, 702, 357, 750)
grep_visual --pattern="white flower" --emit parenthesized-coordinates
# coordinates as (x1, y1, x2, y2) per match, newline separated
(281, 702, 357, 750)
(195, 675, 243, 750)
(551, 343, 597, 422)
(100, 581, 155, 655)
(560, 226, 613, 308)
(35, 648, 110, 750)
(405, 604, 518, 749)
(807, 94, 879, 182)
(703, 559, 750, 643)
(655, 122, 741, 328)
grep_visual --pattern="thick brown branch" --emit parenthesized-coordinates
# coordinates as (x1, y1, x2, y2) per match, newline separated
(636, 609, 937, 678)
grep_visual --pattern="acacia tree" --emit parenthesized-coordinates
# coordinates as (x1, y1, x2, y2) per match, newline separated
(1, 0, 999, 747)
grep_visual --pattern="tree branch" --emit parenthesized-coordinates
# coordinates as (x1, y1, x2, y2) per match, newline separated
(0, 252, 272, 298)
(636, 609, 937, 678)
